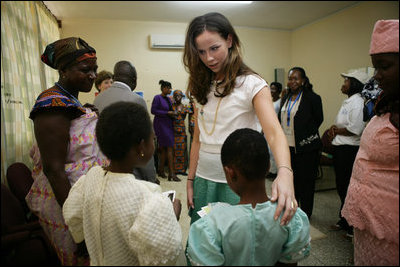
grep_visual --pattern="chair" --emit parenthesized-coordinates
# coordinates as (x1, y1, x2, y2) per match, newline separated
(317, 129, 334, 179)
(6, 162, 37, 222)
(320, 129, 334, 166)
(1, 183, 60, 265)
(315, 130, 336, 192)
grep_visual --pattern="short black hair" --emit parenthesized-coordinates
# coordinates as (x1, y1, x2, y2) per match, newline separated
(159, 79, 171, 89)
(270, 82, 282, 93)
(289, 67, 313, 92)
(348, 77, 364, 95)
(221, 128, 270, 179)
(96, 101, 152, 160)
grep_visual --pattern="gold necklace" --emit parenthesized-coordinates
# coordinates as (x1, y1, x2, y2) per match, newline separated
(200, 81, 223, 136)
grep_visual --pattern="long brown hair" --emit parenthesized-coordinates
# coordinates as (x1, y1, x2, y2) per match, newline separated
(183, 12, 256, 105)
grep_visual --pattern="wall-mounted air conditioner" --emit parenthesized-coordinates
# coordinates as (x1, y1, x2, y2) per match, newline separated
(149, 34, 185, 49)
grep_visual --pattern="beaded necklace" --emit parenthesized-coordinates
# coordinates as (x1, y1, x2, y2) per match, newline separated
(199, 81, 223, 136)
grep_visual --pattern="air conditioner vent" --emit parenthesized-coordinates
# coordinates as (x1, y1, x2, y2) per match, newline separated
(149, 34, 185, 49)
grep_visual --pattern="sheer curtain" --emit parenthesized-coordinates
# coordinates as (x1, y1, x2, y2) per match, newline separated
(1, 1, 60, 183)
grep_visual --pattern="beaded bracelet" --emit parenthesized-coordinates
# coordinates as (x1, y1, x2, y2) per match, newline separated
(278, 165, 293, 173)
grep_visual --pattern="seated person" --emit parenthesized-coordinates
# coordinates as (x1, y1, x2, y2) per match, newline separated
(187, 128, 311, 266)
(63, 102, 182, 265)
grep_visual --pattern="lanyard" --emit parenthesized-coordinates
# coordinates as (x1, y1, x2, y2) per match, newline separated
(55, 82, 83, 107)
(287, 91, 302, 126)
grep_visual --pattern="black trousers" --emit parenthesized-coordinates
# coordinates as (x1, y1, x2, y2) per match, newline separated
(332, 144, 359, 228)
(290, 147, 320, 218)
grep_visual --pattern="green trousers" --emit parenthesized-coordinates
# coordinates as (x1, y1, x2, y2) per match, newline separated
(189, 176, 240, 225)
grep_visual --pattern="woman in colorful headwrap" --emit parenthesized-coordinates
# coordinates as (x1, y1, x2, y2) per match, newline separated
(342, 20, 399, 266)
(25, 37, 108, 265)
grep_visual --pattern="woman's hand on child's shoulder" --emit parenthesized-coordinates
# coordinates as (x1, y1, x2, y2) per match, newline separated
(270, 168, 298, 226)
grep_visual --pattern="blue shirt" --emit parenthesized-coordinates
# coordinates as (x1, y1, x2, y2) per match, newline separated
(187, 201, 311, 266)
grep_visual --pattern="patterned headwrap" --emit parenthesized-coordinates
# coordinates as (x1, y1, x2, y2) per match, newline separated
(41, 37, 96, 70)
(361, 77, 383, 122)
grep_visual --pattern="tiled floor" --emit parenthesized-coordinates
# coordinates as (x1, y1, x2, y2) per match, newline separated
(159, 165, 354, 266)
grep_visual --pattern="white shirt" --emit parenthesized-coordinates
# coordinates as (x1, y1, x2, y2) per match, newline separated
(273, 98, 281, 115)
(332, 93, 366, 146)
(196, 74, 267, 182)
(62, 166, 182, 266)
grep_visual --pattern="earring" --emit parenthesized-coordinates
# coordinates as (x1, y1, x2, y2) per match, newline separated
(140, 152, 144, 157)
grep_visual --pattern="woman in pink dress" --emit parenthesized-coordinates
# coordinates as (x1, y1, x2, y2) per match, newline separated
(342, 20, 399, 266)
(26, 37, 108, 265)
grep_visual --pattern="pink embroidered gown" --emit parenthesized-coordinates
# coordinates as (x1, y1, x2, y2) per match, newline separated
(342, 113, 399, 266)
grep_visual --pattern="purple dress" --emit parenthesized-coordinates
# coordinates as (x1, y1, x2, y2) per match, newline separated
(151, 94, 174, 147)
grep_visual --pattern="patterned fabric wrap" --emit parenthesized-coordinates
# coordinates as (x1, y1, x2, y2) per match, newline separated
(41, 37, 96, 70)
(172, 103, 192, 173)
(361, 77, 382, 101)
(25, 110, 109, 265)
(29, 87, 86, 120)
(361, 77, 383, 122)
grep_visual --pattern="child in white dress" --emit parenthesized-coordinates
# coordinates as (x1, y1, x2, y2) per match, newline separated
(63, 102, 183, 265)
(187, 128, 310, 265)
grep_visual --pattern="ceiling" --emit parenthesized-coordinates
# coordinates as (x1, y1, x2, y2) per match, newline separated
(43, 1, 361, 31)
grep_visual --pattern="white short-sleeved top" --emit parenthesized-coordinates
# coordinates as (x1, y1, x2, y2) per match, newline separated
(196, 74, 267, 182)
(332, 93, 366, 146)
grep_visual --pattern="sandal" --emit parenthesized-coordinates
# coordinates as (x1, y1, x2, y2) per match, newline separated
(168, 175, 181, 182)
(157, 171, 167, 178)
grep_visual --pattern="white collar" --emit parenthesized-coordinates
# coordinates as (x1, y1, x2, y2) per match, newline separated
(344, 93, 361, 103)
(113, 81, 131, 91)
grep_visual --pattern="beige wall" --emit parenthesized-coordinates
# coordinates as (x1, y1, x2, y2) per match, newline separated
(61, 1, 398, 131)
(61, 19, 188, 111)
(61, 20, 292, 116)
(291, 1, 398, 132)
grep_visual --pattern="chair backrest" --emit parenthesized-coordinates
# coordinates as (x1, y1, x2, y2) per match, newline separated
(319, 129, 334, 166)
(6, 162, 33, 205)
(320, 129, 333, 155)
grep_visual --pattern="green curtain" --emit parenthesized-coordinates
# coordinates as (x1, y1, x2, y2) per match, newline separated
(1, 1, 60, 184)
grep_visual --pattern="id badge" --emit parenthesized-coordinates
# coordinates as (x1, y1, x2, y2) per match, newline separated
(283, 126, 293, 136)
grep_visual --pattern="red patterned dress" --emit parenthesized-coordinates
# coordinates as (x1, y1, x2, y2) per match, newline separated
(172, 103, 192, 174)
